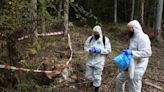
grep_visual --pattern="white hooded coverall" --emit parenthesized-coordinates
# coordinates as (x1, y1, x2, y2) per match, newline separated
(116, 20, 152, 92)
(84, 25, 111, 87)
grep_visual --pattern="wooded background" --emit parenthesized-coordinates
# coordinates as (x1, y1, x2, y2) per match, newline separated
(0, 0, 163, 91)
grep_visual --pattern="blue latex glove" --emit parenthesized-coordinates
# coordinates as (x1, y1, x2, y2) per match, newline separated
(89, 48, 95, 53)
(113, 53, 131, 71)
(122, 49, 133, 55)
(95, 47, 101, 53)
(113, 49, 133, 71)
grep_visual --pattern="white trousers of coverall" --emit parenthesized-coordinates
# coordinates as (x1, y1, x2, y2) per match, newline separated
(116, 71, 144, 92)
(116, 59, 149, 92)
(86, 64, 103, 87)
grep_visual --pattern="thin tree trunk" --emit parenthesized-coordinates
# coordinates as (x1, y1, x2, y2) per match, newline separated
(42, 18, 46, 33)
(41, 0, 46, 33)
(7, 28, 23, 88)
(32, 0, 37, 37)
(141, 0, 145, 24)
(155, 0, 163, 42)
(64, 0, 69, 35)
(124, 0, 127, 22)
(114, 0, 117, 24)
(58, 0, 63, 20)
(32, 0, 38, 45)
(131, 0, 135, 20)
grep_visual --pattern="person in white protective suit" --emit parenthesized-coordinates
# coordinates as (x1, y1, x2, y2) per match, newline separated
(84, 25, 111, 92)
(116, 20, 152, 92)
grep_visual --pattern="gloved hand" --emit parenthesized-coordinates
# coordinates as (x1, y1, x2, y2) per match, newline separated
(95, 47, 101, 53)
(122, 49, 132, 55)
(89, 48, 95, 53)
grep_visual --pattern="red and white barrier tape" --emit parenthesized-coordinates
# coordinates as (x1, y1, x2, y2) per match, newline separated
(18, 35, 30, 41)
(37, 31, 64, 37)
(66, 34, 73, 65)
(0, 64, 60, 74)
(18, 31, 64, 41)
(2, 33, 73, 79)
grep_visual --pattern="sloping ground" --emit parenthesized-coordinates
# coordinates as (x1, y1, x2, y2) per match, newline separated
(54, 26, 164, 92)
(0, 26, 163, 92)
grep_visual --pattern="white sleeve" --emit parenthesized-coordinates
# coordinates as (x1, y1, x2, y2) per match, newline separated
(100, 37, 112, 54)
(132, 36, 152, 58)
(84, 36, 92, 53)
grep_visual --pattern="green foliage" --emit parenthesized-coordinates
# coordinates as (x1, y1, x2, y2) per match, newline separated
(38, 0, 54, 26)
(74, 56, 86, 72)
(0, 0, 33, 38)
(17, 82, 46, 92)
(0, 0, 56, 39)
(70, 3, 101, 26)
(19, 59, 29, 67)
(75, 0, 115, 23)
(16, 77, 60, 91)
(26, 47, 37, 55)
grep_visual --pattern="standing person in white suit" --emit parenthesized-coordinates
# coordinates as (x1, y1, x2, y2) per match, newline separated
(84, 25, 111, 92)
(116, 20, 152, 92)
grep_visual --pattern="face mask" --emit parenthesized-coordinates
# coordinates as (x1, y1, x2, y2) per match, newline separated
(129, 31, 134, 38)
(94, 35, 100, 40)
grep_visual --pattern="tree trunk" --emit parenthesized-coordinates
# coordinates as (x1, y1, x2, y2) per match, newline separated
(58, 0, 63, 20)
(7, 31, 22, 66)
(141, 0, 145, 24)
(32, 0, 38, 35)
(131, 0, 135, 20)
(32, 0, 38, 45)
(155, 0, 163, 42)
(41, 0, 46, 33)
(6, 28, 23, 88)
(64, 0, 69, 35)
(114, 0, 117, 24)
(124, 0, 128, 22)
(42, 17, 46, 33)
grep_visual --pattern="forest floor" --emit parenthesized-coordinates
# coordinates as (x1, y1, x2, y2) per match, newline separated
(0, 25, 164, 92)
(53, 26, 164, 92)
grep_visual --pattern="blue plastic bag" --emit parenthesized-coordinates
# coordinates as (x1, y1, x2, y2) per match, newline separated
(113, 51, 133, 71)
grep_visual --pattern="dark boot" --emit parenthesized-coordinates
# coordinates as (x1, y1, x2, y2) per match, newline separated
(90, 82, 93, 87)
(95, 87, 99, 92)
